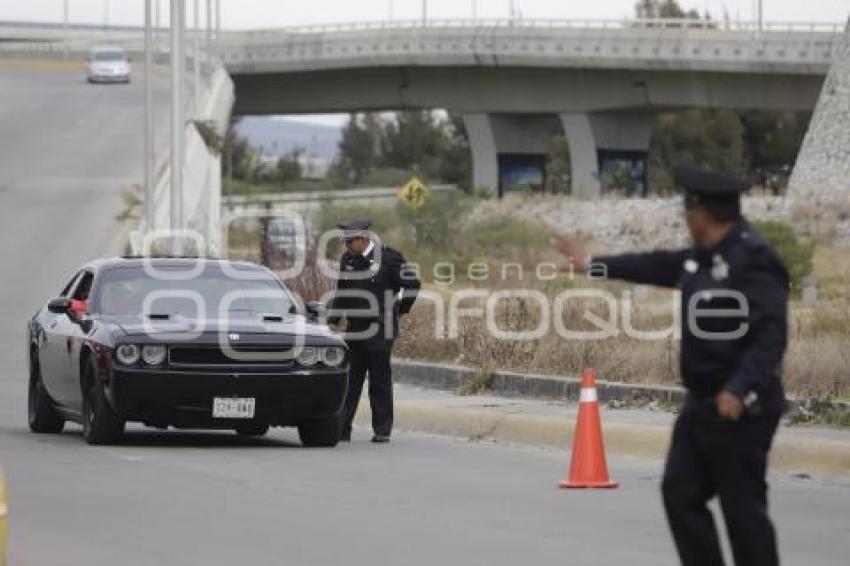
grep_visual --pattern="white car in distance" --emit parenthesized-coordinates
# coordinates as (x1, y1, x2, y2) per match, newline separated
(85, 46, 131, 84)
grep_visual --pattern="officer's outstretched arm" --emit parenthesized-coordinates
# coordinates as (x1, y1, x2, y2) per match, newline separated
(591, 250, 690, 288)
(554, 234, 687, 288)
(723, 253, 789, 401)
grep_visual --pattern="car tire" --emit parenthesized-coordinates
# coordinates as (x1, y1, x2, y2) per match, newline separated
(81, 359, 124, 445)
(28, 350, 65, 434)
(235, 423, 269, 437)
(297, 415, 341, 448)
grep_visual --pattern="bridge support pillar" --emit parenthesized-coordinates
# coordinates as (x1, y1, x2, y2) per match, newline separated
(560, 112, 653, 198)
(463, 113, 559, 196)
(463, 114, 500, 195)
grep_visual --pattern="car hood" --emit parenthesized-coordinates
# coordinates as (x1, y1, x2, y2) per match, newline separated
(97, 313, 341, 345)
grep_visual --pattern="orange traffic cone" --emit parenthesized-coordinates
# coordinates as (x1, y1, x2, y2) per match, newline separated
(559, 368, 618, 489)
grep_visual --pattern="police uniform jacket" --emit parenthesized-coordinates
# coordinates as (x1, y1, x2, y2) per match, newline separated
(330, 244, 420, 340)
(592, 219, 789, 412)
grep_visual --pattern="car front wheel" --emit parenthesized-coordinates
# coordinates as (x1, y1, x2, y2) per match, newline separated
(28, 350, 65, 434)
(297, 415, 341, 448)
(81, 359, 124, 445)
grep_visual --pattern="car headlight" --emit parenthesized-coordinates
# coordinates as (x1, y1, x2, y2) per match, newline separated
(320, 346, 345, 367)
(295, 346, 320, 367)
(115, 344, 140, 365)
(141, 345, 167, 366)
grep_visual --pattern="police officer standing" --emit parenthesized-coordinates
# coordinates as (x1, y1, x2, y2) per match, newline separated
(329, 220, 420, 443)
(556, 166, 789, 566)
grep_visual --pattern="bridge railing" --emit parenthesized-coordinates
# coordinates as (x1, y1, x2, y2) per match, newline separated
(229, 18, 846, 38)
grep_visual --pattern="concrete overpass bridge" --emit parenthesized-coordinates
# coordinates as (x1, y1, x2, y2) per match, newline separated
(220, 18, 845, 196)
(2, 17, 845, 197)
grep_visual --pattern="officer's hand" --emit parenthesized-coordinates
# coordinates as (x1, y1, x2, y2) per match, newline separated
(716, 391, 745, 420)
(553, 235, 588, 273)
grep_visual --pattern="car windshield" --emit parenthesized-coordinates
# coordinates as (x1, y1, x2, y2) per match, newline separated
(93, 50, 126, 62)
(92, 265, 295, 316)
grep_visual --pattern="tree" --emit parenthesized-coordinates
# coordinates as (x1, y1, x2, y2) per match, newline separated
(649, 109, 746, 192)
(276, 148, 304, 187)
(635, 0, 700, 19)
(334, 113, 381, 184)
(740, 111, 810, 172)
(544, 132, 570, 194)
(221, 117, 255, 182)
(379, 110, 448, 179)
(438, 116, 472, 191)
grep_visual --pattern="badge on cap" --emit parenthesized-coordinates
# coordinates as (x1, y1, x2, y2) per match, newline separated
(684, 259, 699, 274)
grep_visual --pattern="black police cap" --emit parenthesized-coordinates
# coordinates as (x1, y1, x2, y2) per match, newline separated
(337, 219, 372, 240)
(673, 165, 750, 205)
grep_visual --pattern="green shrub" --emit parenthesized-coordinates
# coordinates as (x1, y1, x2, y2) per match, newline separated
(396, 190, 473, 248)
(752, 219, 815, 294)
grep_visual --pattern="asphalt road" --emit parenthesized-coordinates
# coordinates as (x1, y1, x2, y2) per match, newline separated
(1, 66, 849, 566)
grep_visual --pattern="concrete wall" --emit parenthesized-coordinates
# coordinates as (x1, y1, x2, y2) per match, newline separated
(129, 65, 234, 257)
(789, 22, 850, 207)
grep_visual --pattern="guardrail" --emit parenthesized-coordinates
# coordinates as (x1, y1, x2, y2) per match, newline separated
(223, 185, 458, 209)
(231, 17, 847, 37)
(2, 17, 845, 39)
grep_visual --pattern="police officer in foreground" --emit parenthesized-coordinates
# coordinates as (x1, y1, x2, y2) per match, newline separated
(556, 166, 789, 566)
(328, 220, 420, 443)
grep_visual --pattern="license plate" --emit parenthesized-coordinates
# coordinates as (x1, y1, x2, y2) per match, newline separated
(212, 397, 255, 419)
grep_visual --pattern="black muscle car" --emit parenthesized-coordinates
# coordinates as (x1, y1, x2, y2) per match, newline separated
(27, 257, 348, 446)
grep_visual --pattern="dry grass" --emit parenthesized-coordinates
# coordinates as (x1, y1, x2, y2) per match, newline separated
(812, 245, 850, 301)
(395, 287, 850, 399)
(226, 197, 850, 400)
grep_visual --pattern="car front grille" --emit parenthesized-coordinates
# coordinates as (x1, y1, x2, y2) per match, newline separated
(169, 345, 295, 367)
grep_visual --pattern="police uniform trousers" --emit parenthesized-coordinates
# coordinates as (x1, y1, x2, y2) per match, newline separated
(662, 396, 781, 566)
(341, 334, 395, 437)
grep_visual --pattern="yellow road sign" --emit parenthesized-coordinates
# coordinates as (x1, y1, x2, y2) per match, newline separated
(398, 176, 430, 209)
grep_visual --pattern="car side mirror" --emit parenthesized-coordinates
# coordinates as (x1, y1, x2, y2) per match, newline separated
(47, 297, 71, 314)
(305, 301, 325, 320)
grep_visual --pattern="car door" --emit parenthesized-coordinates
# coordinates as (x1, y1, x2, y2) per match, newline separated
(39, 270, 81, 404)
(45, 270, 94, 411)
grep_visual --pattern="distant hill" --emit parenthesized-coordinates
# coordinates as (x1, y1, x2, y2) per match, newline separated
(235, 117, 342, 160)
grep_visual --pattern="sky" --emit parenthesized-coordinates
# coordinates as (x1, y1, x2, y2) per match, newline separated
(4, 1, 847, 126)
(3, 1, 847, 30)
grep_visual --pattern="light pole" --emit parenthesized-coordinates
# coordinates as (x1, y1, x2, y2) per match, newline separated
(215, 0, 221, 58)
(472, 0, 477, 21)
(422, 0, 427, 25)
(144, 0, 155, 240)
(206, 0, 212, 70)
(170, 0, 185, 255)
(103, 0, 109, 31)
(62, 0, 69, 60)
(154, 0, 160, 51)
(757, 0, 763, 33)
(193, 0, 200, 110)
